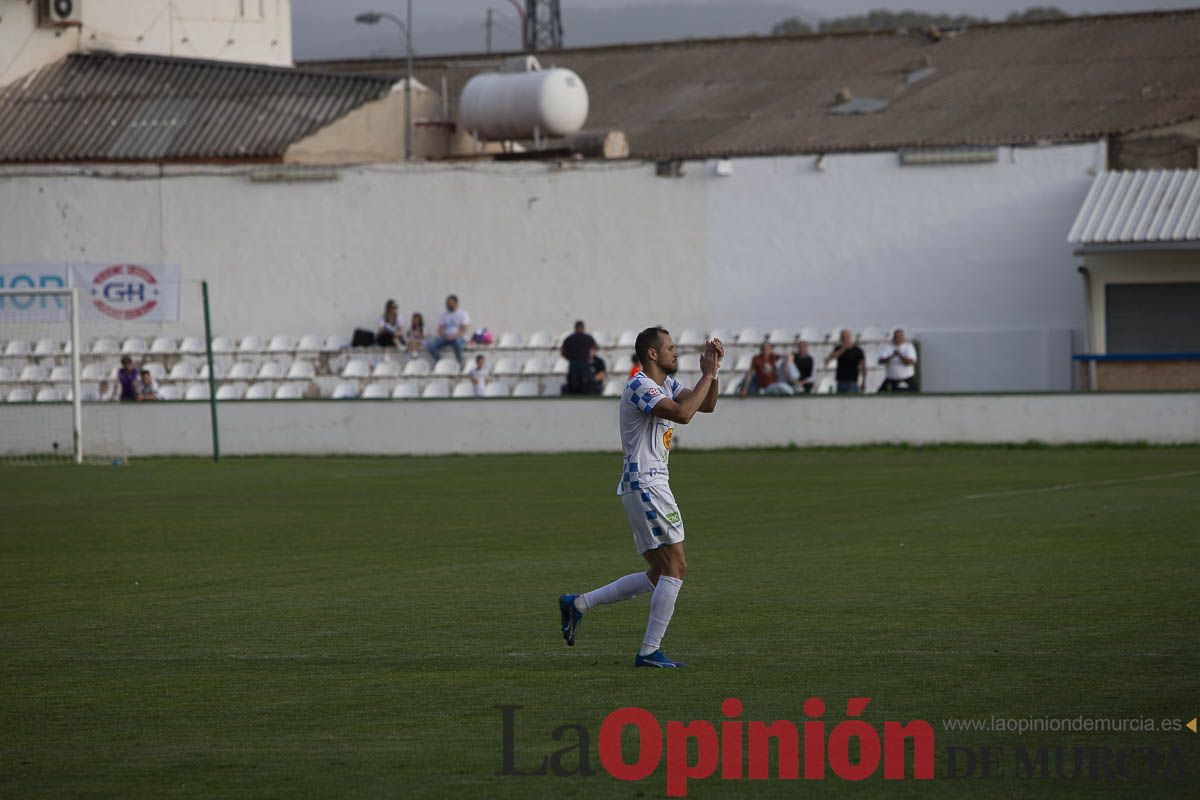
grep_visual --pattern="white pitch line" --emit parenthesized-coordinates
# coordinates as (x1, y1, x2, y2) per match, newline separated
(964, 470, 1200, 500)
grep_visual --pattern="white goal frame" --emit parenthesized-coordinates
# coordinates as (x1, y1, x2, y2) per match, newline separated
(0, 287, 83, 463)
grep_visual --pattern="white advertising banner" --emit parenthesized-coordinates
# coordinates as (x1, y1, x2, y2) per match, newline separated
(1, 263, 181, 323)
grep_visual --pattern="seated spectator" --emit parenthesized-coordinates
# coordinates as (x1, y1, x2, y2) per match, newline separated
(83, 380, 108, 403)
(628, 353, 641, 380)
(826, 329, 866, 394)
(113, 356, 140, 402)
(588, 346, 607, 394)
(376, 300, 405, 348)
(877, 328, 919, 392)
(468, 354, 489, 397)
(138, 369, 160, 401)
(407, 312, 426, 356)
(560, 320, 598, 395)
(426, 294, 471, 366)
(786, 340, 816, 394)
(740, 342, 794, 396)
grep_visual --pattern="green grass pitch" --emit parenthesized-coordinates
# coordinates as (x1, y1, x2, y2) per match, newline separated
(2, 447, 1198, 798)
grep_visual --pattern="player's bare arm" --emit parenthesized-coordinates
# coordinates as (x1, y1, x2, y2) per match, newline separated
(679, 339, 723, 412)
(653, 342, 721, 424)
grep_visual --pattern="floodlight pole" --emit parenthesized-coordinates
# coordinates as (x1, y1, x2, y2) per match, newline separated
(356, 7, 414, 161)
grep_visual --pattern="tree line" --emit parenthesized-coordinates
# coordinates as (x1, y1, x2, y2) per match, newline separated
(771, 7, 1069, 36)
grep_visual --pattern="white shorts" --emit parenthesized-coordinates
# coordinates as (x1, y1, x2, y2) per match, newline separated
(621, 483, 685, 555)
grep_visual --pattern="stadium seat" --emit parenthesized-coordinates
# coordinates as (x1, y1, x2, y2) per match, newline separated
(149, 336, 176, 355)
(323, 334, 350, 351)
(296, 334, 323, 353)
(198, 362, 222, 380)
(142, 362, 166, 381)
(484, 382, 510, 398)
(497, 332, 523, 349)
(35, 386, 60, 402)
(168, 362, 195, 381)
(341, 358, 371, 379)
(402, 359, 431, 377)
(676, 353, 701, 374)
(433, 358, 460, 376)
(677, 329, 704, 348)
(512, 380, 540, 397)
(216, 384, 245, 400)
(733, 353, 754, 373)
(90, 338, 118, 355)
(592, 330, 614, 348)
(493, 357, 520, 376)
(244, 383, 273, 400)
(539, 382, 560, 397)
(721, 379, 741, 396)
(708, 329, 731, 347)
(156, 384, 181, 401)
(736, 328, 763, 346)
(602, 379, 624, 397)
(422, 379, 450, 399)
(372, 359, 401, 378)
(859, 326, 884, 342)
(331, 381, 358, 399)
(33, 338, 60, 356)
(798, 327, 821, 344)
(767, 328, 792, 345)
(521, 356, 548, 375)
(228, 362, 256, 380)
(236, 336, 262, 355)
(256, 361, 285, 380)
(7, 387, 33, 402)
(266, 335, 294, 354)
(210, 336, 236, 354)
(274, 383, 304, 400)
(184, 383, 210, 400)
(826, 327, 845, 344)
(120, 337, 147, 354)
(3, 339, 30, 357)
(81, 363, 109, 381)
(178, 336, 206, 355)
(18, 365, 47, 382)
(361, 382, 390, 399)
(617, 330, 637, 348)
(550, 357, 569, 375)
(391, 382, 418, 399)
(815, 375, 836, 394)
(286, 361, 315, 380)
(49, 365, 72, 382)
(527, 331, 554, 349)
(452, 380, 476, 398)
(0, 366, 12, 383)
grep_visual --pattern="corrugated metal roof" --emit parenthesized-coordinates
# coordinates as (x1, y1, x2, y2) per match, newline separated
(0, 52, 395, 163)
(1068, 170, 1200, 245)
(309, 9, 1200, 160)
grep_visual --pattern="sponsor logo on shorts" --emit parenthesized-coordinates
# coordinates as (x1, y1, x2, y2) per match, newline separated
(665, 510, 681, 524)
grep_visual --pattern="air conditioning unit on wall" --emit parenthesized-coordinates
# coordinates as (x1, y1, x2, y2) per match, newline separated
(38, 0, 83, 27)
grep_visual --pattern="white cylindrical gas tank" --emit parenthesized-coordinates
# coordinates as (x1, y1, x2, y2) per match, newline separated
(459, 68, 589, 141)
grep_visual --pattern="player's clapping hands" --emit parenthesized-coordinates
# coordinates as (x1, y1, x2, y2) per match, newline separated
(700, 339, 724, 376)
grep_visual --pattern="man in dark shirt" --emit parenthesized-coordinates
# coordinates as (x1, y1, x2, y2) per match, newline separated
(561, 320, 598, 394)
(588, 347, 608, 395)
(116, 356, 140, 402)
(825, 329, 866, 394)
(788, 339, 816, 393)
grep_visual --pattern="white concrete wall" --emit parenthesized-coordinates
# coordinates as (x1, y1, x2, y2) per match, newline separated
(3, 394, 1197, 458)
(0, 0, 292, 87)
(0, 143, 1101, 390)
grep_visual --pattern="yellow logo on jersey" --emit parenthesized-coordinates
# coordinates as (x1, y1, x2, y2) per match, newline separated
(663, 428, 673, 450)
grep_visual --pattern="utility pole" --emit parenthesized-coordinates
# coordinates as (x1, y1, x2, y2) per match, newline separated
(523, 0, 563, 51)
(485, 7, 493, 53)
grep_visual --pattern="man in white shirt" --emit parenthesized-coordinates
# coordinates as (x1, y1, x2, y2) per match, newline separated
(559, 327, 724, 668)
(877, 328, 919, 392)
(426, 294, 471, 366)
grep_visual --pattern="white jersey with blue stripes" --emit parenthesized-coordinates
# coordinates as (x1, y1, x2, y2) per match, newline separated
(616, 370, 684, 495)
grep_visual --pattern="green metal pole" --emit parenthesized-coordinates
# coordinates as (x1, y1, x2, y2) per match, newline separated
(201, 280, 221, 462)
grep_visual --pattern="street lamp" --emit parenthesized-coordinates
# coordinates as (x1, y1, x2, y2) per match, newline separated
(356, 6, 414, 161)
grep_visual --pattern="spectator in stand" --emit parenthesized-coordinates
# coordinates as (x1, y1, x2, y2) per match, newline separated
(786, 339, 816, 394)
(427, 294, 471, 366)
(826, 329, 866, 394)
(407, 312, 425, 356)
(628, 353, 641, 380)
(468, 354, 489, 397)
(588, 346, 608, 394)
(376, 300, 405, 348)
(877, 329, 919, 392)
(740, 342, 794, 396)
(560, 320, 598, 395)
(114, 356, 140, 402)
(84, 380, 108, 402)
(138, 369, 160, 401)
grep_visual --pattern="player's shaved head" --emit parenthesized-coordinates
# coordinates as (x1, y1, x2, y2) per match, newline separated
(635, 326, 670, 365)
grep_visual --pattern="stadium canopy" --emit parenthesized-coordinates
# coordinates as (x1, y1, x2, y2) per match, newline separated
(1069, 170, 1200, 252)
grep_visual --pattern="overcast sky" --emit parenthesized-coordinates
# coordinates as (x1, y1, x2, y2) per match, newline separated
(293, 0, 1197, 60)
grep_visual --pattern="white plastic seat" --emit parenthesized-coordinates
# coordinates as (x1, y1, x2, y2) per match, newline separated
(296, 334, 323, 353)
(274, 383, 304, 400)
(452, 380, 476, 398)
(391, 382, 418, 399)
(767, 328, 793, 345)
(19, 365, 47, 382)
(7, 387, 33, 402)
(0, 366, 12, 383)
(210, 336, 236, 354)
(827, 327, 846, 344)
(816, 375, 836, 394)
(798, 327, 821, 344)
(179, 336, 207, 355)
(433, 358, 460, 376)
(512, 380, 540, 397)
(521, 356, 548, 375)
(527, 331, 554, 349)
(184, 383, 210, 400)
(493, 357, 521, 376)
(168, 362, 196, 381)
(721, 379, 740, 396)
(421, 379, 450, 399)
(497, 332, 523, 349)
(244, 383, 273, 400)
(549, 357, 569, 375)
(616, 330, 637, 348)
(149, 336, 176, 355)
(120, 337, 147, 355)
(341, 358, 371, 379)
(676, 354, 701, 374)
(402, 359, 431, 377)
(708, 329, 731, 345)
(361, 382, 390, 399)
(736, 328, 763, 346)
(859, 326, 884, 342)
(266, 335, 294, 354)
(142, 362, 166, 381)
(90, 338, 118, 355)
(372, 359, 402, 378)
(157, 384, 181, 400)
(540, 383, 561, 397)
(286, 361, 315, 380)
(592, 330, 614, 348)
(49, 365, 72, 382)
(35, 386, 60, 402)
(602, 379, 624, 397)
(484, 382, 511, 398)
(256, 361, 285, 380)
(733, 353, 754, 373)
(331, 381, 359, 399)
(33, 338, 60, 356)
(79, 363, 105, 382)
(216, 384, 245, 400)
(677, 329, 704, 348)
(4, 339, 29, 356)
(228, 362, 257, 380)
(237, 336, 264, 355)
(323, 334, 349, 351)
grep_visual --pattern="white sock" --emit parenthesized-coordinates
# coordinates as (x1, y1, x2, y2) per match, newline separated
(639, 575, 683, 656)
(577, 572, 655, 612)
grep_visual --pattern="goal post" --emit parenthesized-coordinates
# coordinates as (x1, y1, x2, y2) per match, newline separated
(0, 287, 84, 463)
